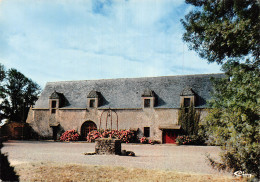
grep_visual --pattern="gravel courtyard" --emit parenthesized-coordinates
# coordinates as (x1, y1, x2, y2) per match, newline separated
(2, 140, 230, 176)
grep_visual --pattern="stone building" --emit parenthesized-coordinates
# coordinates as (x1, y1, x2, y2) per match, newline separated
(26, 73, 224, 143)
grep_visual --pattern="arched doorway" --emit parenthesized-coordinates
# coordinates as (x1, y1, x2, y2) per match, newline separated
(81, 121, 97, 139)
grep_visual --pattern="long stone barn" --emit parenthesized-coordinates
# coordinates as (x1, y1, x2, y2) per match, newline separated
(26, 73, 224, 143)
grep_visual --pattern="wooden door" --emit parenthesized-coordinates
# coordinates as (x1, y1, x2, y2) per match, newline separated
(163, 130, 178, 144)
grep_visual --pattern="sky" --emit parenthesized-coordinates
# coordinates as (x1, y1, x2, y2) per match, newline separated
(0, 0, 222, 89)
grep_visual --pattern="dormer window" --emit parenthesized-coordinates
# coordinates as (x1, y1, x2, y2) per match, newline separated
(184, 98, 191, 107)
(87, 90, 101, 108)
(89, 99, 95, 108)
(51, 100, 57, 108)
(180, 87, 195, 108)
(51, 100, 57, 113)
(144, 99, 150, 108)
(142, 88, 155, 109)
(49, 91, 63, 114)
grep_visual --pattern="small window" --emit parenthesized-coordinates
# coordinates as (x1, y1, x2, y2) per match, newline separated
(144, 127, 150, 137)
(184, 98, 191, 107)
(51, 109, 56, 114)
(89, 99, 95, 108)
(144, 99, 150, 108)
(51, 100, 57, 108)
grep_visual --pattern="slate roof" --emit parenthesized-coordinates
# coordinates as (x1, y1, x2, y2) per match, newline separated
(34, 73, 225, 109)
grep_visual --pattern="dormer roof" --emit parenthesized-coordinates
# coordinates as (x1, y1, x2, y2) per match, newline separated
(49, 91, 63, 99)
(87, 90, 99, 98)
(141, 88, 155, 97)
(180, 87, 195, 96)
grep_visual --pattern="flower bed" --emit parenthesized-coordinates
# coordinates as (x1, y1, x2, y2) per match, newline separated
(176, 135, 192, 145)
(139, 137, 149, 144)
(60, 130, 79, 141)
(148, 139, 160, 145)
(86, 130, 102, 143)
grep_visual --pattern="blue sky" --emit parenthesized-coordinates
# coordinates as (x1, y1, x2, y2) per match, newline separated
(0, 0, 221, 88)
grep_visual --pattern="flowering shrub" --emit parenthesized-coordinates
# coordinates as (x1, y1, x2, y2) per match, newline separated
(139, 137, 149, 144)
(60, 129, 79, 141)
(86, 130, 102, 142)
(148, 139, 160, 145)
(86, 129, 137, 143)
(176, 135, 205, 145)
(119, 130, 136, 143)
(176, 135, 192, 145)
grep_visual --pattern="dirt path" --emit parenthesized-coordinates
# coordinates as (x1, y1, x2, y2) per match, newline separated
(2, 140, 230, 176)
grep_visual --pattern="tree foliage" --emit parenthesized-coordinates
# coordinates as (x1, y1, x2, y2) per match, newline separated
(181, 0, 259, 65)
(0, 63, 5, 98)
(0, 66, 41, 122)
(178, 103, 200, 135)
(205, 63, 260, 176)
(0, 64, 6, 121)
(0, 64, 5, 82)
(182, 0, 260, 177)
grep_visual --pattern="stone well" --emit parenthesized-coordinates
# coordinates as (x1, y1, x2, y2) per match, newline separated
(95, 138, 121, 155)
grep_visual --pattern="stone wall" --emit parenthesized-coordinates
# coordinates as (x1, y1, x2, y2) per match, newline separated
(27, 109, 52, 137)
(27, 107, 208, 142)
(27, 107, 180, 141)
(95, 138, 121, 155)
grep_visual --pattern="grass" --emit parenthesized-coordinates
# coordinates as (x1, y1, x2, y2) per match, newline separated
(14, 162, 246, 182)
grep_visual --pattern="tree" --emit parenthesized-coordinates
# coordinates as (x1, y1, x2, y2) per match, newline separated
(1, 67, 41, 122)
(0, 64, 5, 82)
(181, 0, 259, 65)
(0, 64, 5, 96)
(0, 64, 6, 120)
(206, 62, 260, 176)
(181, 0, 260, 177)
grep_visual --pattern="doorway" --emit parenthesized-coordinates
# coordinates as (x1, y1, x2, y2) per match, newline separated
(81, 121, 97, 139)
(163, 129, 179, 144)
(51, 126, 59, 140)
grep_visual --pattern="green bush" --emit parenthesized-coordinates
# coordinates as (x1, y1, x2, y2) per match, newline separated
(0, 140, 19, 181)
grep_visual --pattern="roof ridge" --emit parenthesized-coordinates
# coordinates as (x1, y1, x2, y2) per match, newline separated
(46, 73, 224, 84)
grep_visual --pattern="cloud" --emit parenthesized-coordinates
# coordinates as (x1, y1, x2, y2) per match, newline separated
(0, 0, 221, 88)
